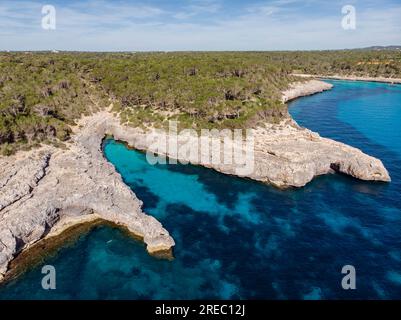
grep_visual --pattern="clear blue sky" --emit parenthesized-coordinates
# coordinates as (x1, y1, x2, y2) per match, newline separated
(1, 0, 401, 51)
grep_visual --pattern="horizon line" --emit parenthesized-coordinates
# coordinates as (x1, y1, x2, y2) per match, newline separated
(2, 46, 401, 54)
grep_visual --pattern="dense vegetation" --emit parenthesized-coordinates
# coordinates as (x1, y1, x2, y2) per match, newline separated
(90, 52, 295, 130)
(274, 50, 401, 77)
(0, 50, 400, 155)
(0, 53, 107, 155)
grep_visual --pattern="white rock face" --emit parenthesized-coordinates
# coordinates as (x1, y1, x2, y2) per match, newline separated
(0, 112, 175, 280)
(282, 80, 333, 103)
(0, 79, 391, 281)
(106, 113, 391, 189)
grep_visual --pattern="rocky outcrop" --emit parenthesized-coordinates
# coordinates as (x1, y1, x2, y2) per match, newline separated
(251, 120, 390, 187)
(282, 80, 333, 103)
(104, 113, 390, 189)
(0, 112, 175, 281)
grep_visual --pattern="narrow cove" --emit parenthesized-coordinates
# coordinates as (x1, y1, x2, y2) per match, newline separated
(0, 80, 400, 300)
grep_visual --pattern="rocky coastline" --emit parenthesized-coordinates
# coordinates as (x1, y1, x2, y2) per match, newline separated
(0, 111, 175, 282)
(0, 79, 391, 283)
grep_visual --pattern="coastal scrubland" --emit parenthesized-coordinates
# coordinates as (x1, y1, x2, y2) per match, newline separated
(275, 50, 401, 77)
(0, 50, 400, 155)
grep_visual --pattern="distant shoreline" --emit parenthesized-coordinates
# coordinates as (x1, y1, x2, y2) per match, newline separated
(293, 74, 401, 84)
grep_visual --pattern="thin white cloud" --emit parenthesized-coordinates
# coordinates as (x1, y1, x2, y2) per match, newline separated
(1, 0, 400, 51)
(173, 0, 221, 20)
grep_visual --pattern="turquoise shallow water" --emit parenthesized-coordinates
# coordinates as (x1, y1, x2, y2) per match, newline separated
(0, 80, 400, 299)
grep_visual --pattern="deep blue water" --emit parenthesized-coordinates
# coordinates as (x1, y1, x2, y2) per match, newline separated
(0, 80, 400, 300)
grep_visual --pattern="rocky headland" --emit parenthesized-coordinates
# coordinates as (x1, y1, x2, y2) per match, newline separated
(0, 79, 391, 282)
(281, 79, 334, 102)
(0, 111, 175, 282)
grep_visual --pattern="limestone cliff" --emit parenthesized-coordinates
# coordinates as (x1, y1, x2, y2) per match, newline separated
(0, 112, 175, 281)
